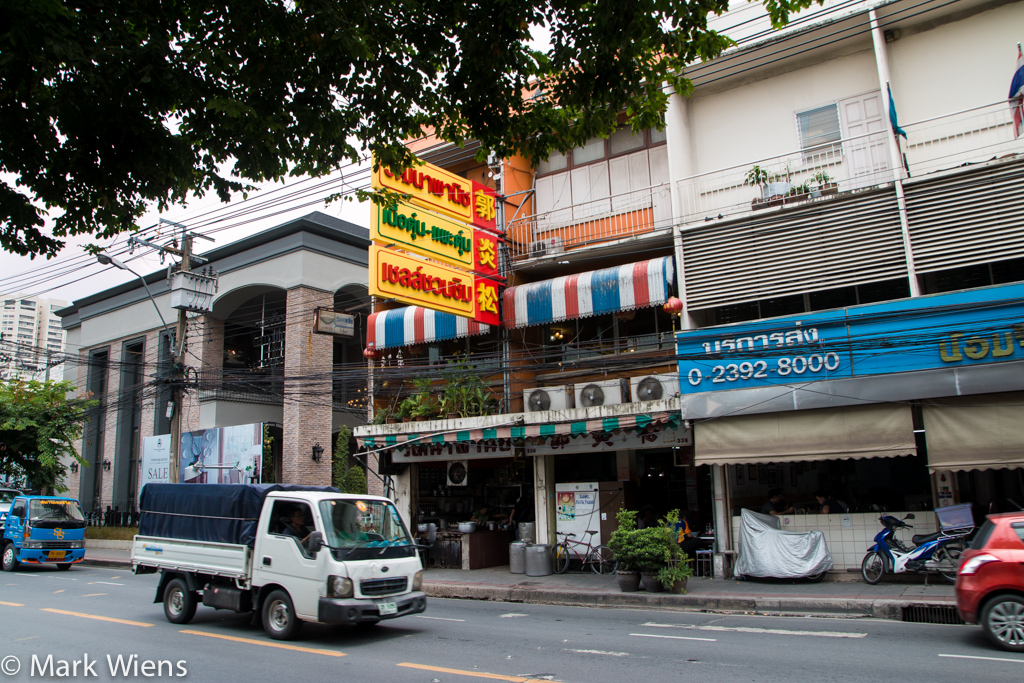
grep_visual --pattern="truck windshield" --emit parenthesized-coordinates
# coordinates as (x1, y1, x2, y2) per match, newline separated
(319, 499, 413, 557)
(0, 490, 18, 504)
(29, 499, 86, 523)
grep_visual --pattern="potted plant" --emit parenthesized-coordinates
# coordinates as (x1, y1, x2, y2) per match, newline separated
(744, 165, 771, 203)
(809, 170, 838, 198)
(608, 510, 642, 592)
(658, 558, 694, 594)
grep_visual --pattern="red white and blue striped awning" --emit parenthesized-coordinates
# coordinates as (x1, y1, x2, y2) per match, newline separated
(367, 306, 492, 350)
(502, 256, 675, 329)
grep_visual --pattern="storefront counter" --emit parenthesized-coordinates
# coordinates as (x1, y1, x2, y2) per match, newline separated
(729, 511, 938, 572)
(460, 529, 515, 570)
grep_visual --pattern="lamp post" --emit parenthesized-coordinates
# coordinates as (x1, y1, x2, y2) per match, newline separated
(97, 252, 183, 484)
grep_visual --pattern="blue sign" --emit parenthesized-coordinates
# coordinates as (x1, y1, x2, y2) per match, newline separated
(675, 283, 1024, 394)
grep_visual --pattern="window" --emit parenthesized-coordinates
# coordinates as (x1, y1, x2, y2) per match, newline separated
(537, 125, 666, 176)
(797, 104, 842, 160)
(20, 300, 35, 309)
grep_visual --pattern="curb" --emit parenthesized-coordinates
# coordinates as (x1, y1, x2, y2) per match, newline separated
(81, 557, 133, 569)
(422, 583, 955, 620)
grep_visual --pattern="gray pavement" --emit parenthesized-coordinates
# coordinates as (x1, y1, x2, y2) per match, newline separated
(82, 542, 956, 621)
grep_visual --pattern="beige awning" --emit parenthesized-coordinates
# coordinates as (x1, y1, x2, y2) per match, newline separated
(923, 392, 1024, 472)
(694, 403, 917, 466)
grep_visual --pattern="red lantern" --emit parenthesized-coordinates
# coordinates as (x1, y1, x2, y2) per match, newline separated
(663, 296, 683, 315)
(363, 347, 382, 360)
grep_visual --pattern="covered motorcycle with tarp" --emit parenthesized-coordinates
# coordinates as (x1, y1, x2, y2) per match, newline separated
(734, 509, 833, 580)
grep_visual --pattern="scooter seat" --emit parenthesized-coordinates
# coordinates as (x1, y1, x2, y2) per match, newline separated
(912, 532, 942, 546)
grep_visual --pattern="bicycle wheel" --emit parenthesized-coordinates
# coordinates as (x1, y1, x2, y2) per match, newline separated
(861, 551, 885, 584)
(590, 545, 616, 574)
(554, 544, 571, 574)
(933, 545, 962, 584)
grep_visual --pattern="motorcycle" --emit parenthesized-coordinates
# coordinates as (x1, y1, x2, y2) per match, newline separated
(861, 513, 970, 585)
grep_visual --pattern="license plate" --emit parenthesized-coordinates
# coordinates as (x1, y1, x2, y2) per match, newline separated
(378, 601, 397, 616)
(46, 551, 66, 560)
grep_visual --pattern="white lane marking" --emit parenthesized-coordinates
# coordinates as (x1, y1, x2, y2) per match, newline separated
(642, 622, 867, 639)
(939, 653, 1024, 664)
(500, 613, 529, 618)
(414, 615, 466, 622)
(88, 581, 124, 586)
(631, 633, 717, 642)
(564, 649, 629, 657)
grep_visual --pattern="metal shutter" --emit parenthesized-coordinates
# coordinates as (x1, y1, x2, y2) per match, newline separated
(905, 159, 1024, 274)
(682, 187, 907, 310)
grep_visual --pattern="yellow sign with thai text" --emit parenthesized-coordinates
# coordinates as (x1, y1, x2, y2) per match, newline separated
(372, 159, 498, 232)
(369, 246, 500, 326)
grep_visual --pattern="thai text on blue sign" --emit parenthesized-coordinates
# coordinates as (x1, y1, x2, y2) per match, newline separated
(675, 282, 1024, 394)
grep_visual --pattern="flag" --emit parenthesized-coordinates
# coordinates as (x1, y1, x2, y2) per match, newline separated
(888, 84, 907, 139)
(1009, 44, 1024, 138)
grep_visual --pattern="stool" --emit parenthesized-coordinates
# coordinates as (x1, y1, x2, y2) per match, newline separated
(695, 550, 713, 578)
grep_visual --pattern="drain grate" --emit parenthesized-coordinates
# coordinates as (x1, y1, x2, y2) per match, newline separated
(901, 604, 964, 625)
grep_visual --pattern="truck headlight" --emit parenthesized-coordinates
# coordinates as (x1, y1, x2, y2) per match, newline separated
(68, 540, 85, 549)
(328, 576, 353, 598)
(412, 570, 423, 591)
(23, 541, 42, 549)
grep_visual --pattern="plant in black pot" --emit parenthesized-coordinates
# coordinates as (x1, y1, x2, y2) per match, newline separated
(608, 510, 643, 592)
(657, 509, 693, 593)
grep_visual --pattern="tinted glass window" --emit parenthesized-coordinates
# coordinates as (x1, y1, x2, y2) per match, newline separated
(1011, 522, 1024, 544)
(970, 519, 995, 550)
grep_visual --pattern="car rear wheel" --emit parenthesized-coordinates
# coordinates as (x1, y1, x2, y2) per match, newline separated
(1, 544, 19, 572)
(163, 578, 197, 624)
(981, 595, 1024, 652)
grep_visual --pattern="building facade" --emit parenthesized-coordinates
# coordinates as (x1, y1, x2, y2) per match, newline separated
(58, 212, 375, 520)
(1, 294, 67, 381)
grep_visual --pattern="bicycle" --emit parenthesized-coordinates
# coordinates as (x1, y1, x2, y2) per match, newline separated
(553, 530, 616, 574)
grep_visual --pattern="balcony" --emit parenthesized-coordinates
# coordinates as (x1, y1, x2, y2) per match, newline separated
(676, 100, 1024, 227)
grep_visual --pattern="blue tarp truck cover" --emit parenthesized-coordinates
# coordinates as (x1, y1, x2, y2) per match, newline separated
(139, 484, 339, 547)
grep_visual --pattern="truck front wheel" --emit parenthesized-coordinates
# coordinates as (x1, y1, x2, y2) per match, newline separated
(1, 543, 19, 572)
(163, 578, 197, 624)
(262, 589, 302, 640)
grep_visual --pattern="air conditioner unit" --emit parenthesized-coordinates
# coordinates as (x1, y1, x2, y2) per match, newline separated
(446, 460, 469, 487)
(574, 379, 624, 409)
(524, 385, 569, 412)
(528, 237, 564, 259)
(630, 373, 681, 403)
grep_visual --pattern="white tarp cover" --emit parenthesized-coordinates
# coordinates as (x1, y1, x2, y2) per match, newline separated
(734, 509, 834, 579)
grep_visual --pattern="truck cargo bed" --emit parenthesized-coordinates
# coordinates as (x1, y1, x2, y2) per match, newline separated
(132, 535, 251, 580)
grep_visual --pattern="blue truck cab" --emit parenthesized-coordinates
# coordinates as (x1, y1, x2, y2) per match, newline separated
(2, 495, 87, 571)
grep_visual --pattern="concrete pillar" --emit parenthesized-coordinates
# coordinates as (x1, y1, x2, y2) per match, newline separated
(712, 464, 731, 578)
(664, 89, 700, 330)
(533, 454, 556, 545)
(282, 286, 334, 485)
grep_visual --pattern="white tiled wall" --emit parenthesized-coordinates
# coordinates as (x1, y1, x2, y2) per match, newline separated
(730, 512, 938, 572)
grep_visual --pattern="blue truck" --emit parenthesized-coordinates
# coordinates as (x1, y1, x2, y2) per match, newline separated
(2, 495, 87, 571)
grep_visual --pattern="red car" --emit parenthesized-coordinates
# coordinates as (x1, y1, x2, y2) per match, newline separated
(956, 512, 1024, 651)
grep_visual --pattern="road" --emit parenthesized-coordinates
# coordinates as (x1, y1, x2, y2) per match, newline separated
(1, 564, 1022, 682)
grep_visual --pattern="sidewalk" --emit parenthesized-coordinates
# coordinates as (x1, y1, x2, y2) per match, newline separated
(81, 543, 957, 621)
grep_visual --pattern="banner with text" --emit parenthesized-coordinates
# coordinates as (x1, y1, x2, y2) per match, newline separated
(373, 160, 498, 232)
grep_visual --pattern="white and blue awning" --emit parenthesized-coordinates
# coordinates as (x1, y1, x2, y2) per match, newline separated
(366, 306, 491, 350)
(502, 256, 675, 329)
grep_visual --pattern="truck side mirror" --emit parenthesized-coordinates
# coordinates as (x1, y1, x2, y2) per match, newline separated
(307, 531, 324, 554)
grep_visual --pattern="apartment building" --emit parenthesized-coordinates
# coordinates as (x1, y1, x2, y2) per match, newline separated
(0, 295, 67, 381)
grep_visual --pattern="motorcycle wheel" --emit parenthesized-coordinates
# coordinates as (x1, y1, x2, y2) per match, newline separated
(861, 551, 885, 584)
(934, 545, 962, 584)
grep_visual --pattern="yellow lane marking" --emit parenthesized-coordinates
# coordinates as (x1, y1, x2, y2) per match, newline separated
(397, 663, 546, 682)
(109, 576, 121, 579)
(54, 590, 65, 594)
(0, 601, 25, 607)
(15, 636, 38, 641)
(40, 608, 153, 627)
(82, 593, 108, 597)
(179, 630, 346, 657)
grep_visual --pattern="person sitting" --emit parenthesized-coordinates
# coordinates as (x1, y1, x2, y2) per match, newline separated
(674, 511, 706, 568)
(761, 488, 795, 516)
(336, 507, 369, 543)
(471, 505, 492, 526)
(283, 507, 312, 543)
(815, 491, 847, 514)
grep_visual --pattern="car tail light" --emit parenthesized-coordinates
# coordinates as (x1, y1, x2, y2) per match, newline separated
(960, 553, 1000, 575)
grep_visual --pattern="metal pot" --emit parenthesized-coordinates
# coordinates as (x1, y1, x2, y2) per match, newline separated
(458, 522, 477, 533)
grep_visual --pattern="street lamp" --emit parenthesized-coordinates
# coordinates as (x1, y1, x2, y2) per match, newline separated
(96, 253, 170, 332)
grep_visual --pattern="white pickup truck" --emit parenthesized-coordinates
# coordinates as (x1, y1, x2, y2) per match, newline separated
(132, 484, 426, 639)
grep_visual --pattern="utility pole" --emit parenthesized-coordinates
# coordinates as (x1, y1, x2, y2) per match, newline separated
(130, 220, 215, 484)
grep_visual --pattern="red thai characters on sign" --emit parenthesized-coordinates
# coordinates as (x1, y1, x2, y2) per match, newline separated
(373, 161, 498, 233)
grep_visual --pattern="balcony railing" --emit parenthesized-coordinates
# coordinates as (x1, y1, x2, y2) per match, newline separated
(675, 100, 1024, 226)
(507, 181, 673, 261)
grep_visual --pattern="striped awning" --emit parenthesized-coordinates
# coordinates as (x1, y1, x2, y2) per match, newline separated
(366, 306, 491, 350)
(502, 256, 675, 329)
(357, 412, 681, 449)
